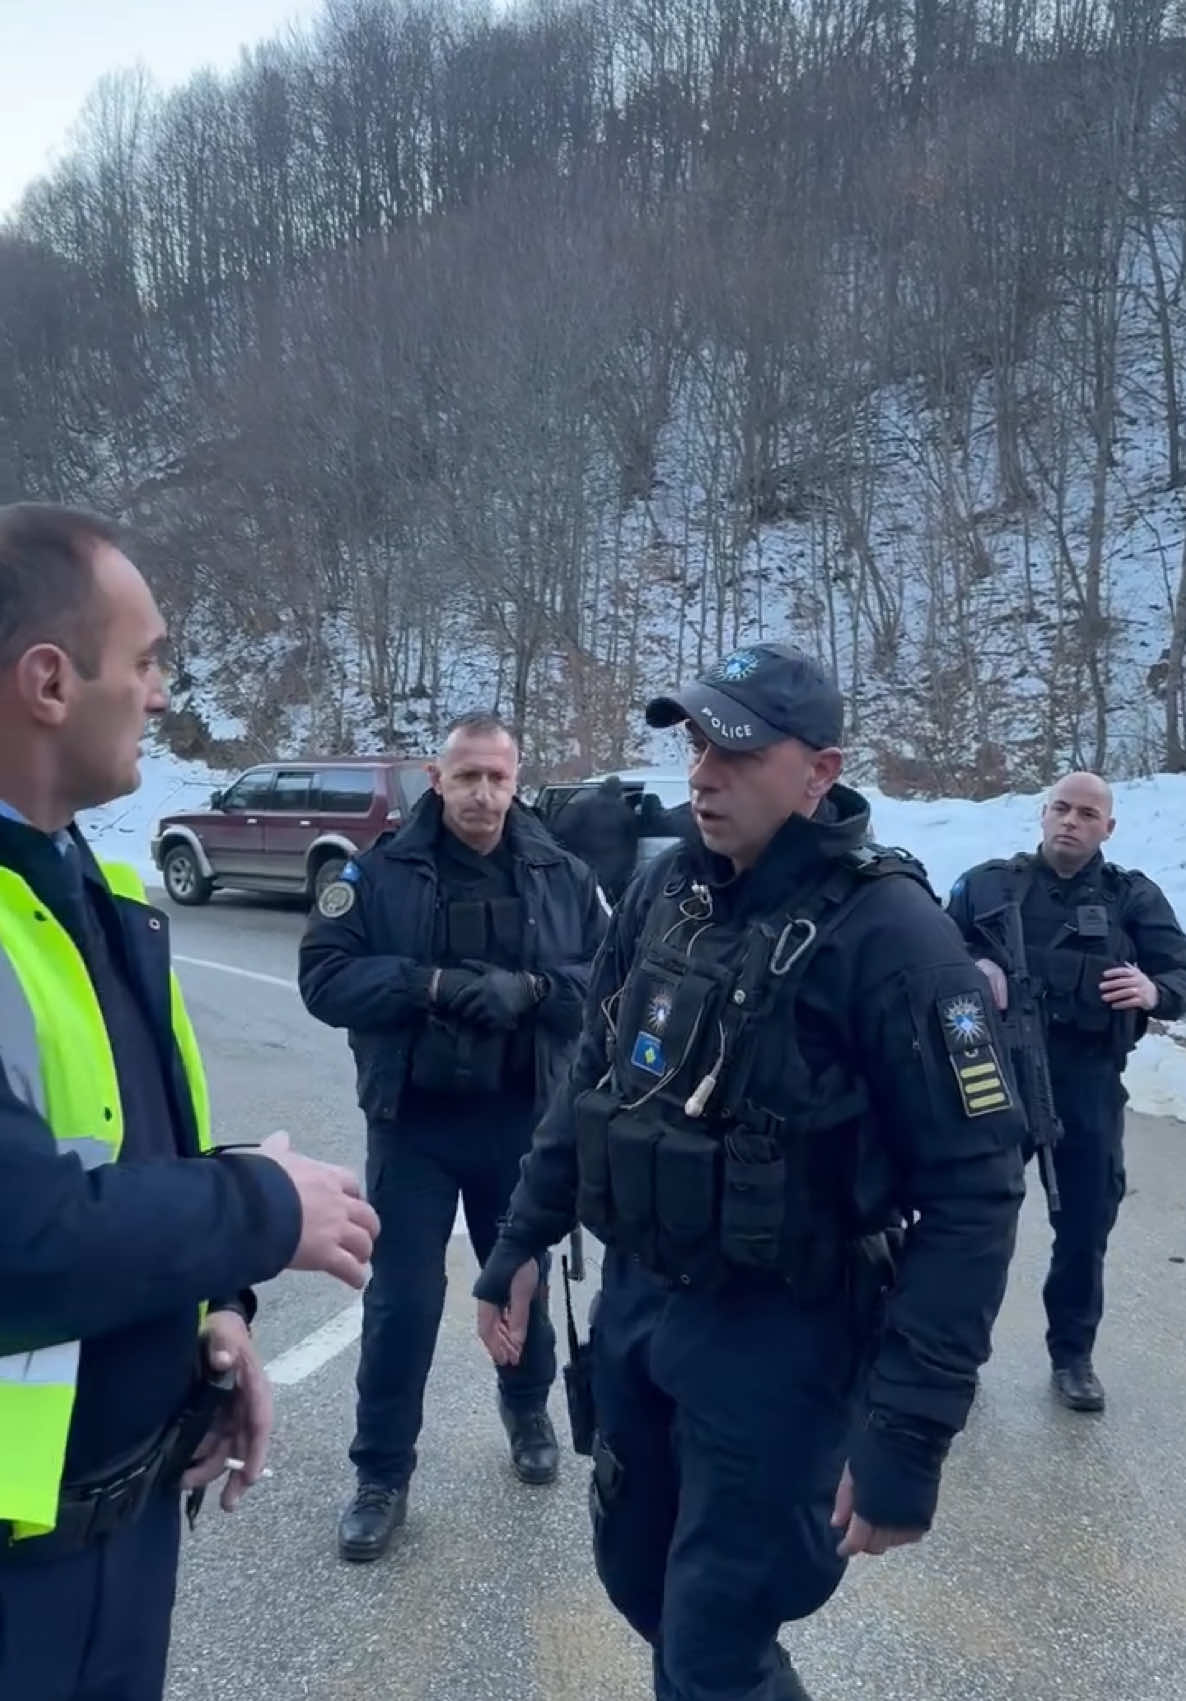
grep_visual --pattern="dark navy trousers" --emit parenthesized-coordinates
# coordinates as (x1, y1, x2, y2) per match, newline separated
(1041, 1048, 1127, 1366)
(351, 1097, 557, 1489)
(589, 1251, 859, 1701)
(0, 1491, 180, 1701)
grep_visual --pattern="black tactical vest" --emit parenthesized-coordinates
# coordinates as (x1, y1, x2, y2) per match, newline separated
(574, 845, 931, 1294)
(409, 895, 531, 1099)
(972, 854, 1138, 1057)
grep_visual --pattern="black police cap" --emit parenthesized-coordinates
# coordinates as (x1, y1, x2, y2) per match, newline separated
(645, 643, 844, 752)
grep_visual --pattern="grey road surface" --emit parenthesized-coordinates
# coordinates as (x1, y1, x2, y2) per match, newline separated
(161, 891, 1186, 1701)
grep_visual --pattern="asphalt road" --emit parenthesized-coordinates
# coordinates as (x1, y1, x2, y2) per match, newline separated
(161, 890, 1186, 1701)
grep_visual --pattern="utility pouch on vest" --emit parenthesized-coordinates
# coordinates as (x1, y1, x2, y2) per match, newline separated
(488, 898, 525, 961)
(1076, 904, 1109, 939)
(606, 1104, 664, 1240)
(574, 1086, 616, 1232)
(447, 901, 489, 961)
(720, 1128, 786, 1270)
(654, 1127, 719, 1243)
(409, 1014, 507, 1096)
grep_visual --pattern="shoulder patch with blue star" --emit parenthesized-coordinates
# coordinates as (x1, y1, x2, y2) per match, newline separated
(936, 990, 1012, 1117)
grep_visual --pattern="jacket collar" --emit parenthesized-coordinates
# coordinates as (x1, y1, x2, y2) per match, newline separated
(381, 790, 566, 869)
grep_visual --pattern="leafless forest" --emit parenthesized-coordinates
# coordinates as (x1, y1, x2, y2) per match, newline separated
(4, 0, 1186, 789)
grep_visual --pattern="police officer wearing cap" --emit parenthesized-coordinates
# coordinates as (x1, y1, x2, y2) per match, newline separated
(946, 771, 1186, 1414)
(474, 643, 1026, 1701)
(300, 711, 607, 1562)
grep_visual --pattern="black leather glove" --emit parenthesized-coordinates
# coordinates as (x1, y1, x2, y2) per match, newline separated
(426, 967, 482, 1012)
(452, 965, 540, 1032)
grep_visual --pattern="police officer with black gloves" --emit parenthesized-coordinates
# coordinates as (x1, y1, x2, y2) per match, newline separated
(947, 771, 1186, 1414)
(300, 711, 607, 1562)
(474, 643, 1026, 1701)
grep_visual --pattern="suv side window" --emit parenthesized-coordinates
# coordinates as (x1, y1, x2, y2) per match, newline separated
(221, 770, 276, 811)
(398, 766, 430, 809)
(271, 771, 313, 811)
(317, 768, 376, 813)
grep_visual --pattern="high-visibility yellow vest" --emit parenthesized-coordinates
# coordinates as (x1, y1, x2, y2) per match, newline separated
(0, 859, 211, 1536)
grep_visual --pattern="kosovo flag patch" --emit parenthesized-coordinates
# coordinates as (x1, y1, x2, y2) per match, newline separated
(630, 1030, 666, 1076)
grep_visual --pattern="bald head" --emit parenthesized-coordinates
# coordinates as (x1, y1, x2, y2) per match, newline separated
(1040, 771, 1114, 876)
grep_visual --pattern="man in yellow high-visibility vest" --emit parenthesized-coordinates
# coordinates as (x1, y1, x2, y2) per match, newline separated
(0, 502, 380, 1701)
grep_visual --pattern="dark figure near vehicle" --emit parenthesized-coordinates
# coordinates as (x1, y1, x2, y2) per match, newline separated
(546, 774, 641, 904)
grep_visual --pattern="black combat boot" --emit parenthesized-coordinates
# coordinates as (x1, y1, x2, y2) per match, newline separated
(1051, 1359, 1106, 1412)
(337, 1481, 409, 1561)
(499, 1401, 559, 1485)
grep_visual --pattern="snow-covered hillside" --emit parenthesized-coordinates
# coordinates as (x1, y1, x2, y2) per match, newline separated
(83, 750, 1186, 1122)
(161, 233, 1186, 789)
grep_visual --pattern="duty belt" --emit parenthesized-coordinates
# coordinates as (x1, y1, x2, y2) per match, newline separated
(0, 1426, 172, 1562)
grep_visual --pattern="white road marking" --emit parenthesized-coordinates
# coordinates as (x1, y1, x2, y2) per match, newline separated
(265, 1207, 471, 1385)
(174, 953, 296, 991)
(265, 1299, 363, 1385)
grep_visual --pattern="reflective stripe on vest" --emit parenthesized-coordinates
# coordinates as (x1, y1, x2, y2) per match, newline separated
(0, 859, 212, 1536)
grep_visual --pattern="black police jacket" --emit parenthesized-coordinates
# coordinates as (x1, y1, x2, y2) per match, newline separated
(475, 784, 1026, 1531)
(947, 850, 1186, 1055)
(298, 793, 609, 1123)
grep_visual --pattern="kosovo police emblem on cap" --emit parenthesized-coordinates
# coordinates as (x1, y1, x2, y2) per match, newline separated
(706, 648, 761, 685)
(318, 880, 356, 919)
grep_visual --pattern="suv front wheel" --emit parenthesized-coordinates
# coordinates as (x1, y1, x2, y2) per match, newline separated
(310, 853, 349, 904)
(162, 842, 213, 907)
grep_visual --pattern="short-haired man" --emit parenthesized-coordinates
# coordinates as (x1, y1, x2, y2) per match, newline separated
(947, 771, 1186, 1410)
(474, 644, 1025, 1700)
(0, 502, 378, 1701)
(300, 712, 607, 1560)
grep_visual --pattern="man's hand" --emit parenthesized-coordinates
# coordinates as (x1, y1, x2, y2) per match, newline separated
(1100, 962, 1158, 1011)
(477, 1260, 540, 1366)
(181, 1310, 272, 1512)
(830, 1463, 926, 1559)
(256, 1133, 379, 1289)
(428, 967, 481, 1012)
(453, 964, 538, 1032)
(975, 958, 1009, 1012)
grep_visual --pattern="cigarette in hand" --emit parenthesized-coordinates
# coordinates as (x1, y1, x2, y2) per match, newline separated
(224, 1458, 273, 1477)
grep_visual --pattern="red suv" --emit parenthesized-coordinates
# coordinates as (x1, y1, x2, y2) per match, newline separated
(151, 755, 431, 906)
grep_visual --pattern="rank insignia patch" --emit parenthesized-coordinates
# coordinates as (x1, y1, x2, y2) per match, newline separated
(936, 991, 1011, 1117)
(631, 1030, 666, 1076)
(949, 1046, 1012, 1117)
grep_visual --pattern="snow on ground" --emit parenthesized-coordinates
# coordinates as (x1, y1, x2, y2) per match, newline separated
(80, 747, 1186, 1121)
(79, 747, 230, 881)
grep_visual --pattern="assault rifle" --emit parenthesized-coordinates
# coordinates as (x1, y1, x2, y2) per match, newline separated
(976, 900, 1063, 1214)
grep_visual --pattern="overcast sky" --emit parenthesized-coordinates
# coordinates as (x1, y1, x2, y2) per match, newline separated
(0, 0, 320, 214)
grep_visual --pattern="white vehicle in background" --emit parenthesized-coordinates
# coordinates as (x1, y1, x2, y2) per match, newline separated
(531, 767, 691, 869)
